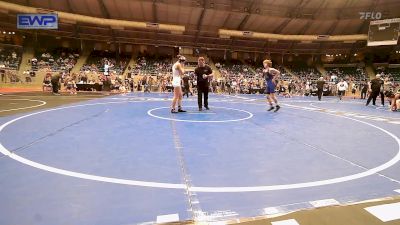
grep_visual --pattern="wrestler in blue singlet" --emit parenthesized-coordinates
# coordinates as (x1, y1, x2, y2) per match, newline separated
(264, 69, 276, 94)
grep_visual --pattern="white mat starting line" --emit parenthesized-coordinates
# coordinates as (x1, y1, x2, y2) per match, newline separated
(309, 199, 340, 208)
(271, 219, 300, 225)
(364, 202, 400, 222)
(156, 213, 179, 223)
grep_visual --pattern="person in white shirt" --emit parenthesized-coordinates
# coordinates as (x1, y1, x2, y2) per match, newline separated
(331, 74, 337, 82)
(305, 81, 311, 96)
(337, 79, 348, 100)
(104, 60, 110, 76)
(231, 80, 237, 94)
(170, 55, 187, 113)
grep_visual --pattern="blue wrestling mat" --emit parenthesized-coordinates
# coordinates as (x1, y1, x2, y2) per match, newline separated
(0, 93, 400, 224)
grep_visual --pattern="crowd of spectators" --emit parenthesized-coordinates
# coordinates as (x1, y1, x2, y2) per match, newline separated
(127, 54, 172, 77)
(0, 45, 23, 83)
(325, 67, 367, 84)
(25, 52, 400, 111)
(80, 50, 129, 75)
(0, 45, 22, 70)
(30, 47, 79, 73)
(376, 66, 400, 82)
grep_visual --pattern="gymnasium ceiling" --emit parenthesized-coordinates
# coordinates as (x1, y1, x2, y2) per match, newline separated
(1, 0, 400, 53)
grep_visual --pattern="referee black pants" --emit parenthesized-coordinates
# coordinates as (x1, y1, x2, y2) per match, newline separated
(197, 85, 209, 109)
(317, 88, 323, 101)
(51, 81, 59, 94)
(366, 90, 380, 106)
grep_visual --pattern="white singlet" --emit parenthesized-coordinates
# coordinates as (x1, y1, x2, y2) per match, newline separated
(172, 62, 182, 87)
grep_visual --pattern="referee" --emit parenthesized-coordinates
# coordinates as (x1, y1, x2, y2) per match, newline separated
(194, 57, 213, 111)
(316, 76, 325, 101)
(51, 73, 61, 95)
(366, 74, 383, 106)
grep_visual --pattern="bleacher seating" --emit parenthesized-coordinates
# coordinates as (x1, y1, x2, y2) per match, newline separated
(128, 55, 172, 77)
(0, 44, 22, 70)
(3, 44, 398, 96)
(376, 66, 400, 82)
(289, 64, 321, 81)
(31, 47, 79, 73)
(325, 66, 367, 83)
(80, 50, 129, 75)
(214, 59, 254, 79)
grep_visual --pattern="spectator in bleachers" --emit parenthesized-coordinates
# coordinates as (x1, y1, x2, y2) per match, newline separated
(0, 67, 5, 82)
(351, 83, 357, 98)
(7, 70, 20, 83)
(23, 70, 29, 78)
(182, 74, 191, 98)
(379, 76, 390, 106)
(288, 81, 295, 96)
(129, 78, 135, 92)
(0, 45, 22, 70)
(361, 81, 368, 99)
(104, 60, 112, 76)
(31, 48, 79, 73)
(23, 70, 31, 83)
(140, 75, 147, 92)
(66, 74, 77, 95)
(148, 76, 155, 93)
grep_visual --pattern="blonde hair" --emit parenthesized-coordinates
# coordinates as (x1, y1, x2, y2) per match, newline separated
(177, 55, 186, 62)
(263, 59, 272, 66)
